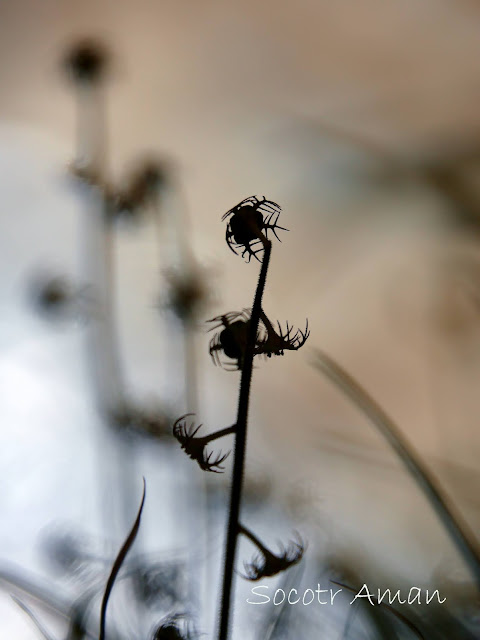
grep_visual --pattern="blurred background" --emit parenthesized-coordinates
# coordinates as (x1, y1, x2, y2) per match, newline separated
(2, 0, 480, 638)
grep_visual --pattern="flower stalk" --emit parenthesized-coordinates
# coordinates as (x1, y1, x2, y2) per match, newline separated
(172, 196, 308, 639)
(217, 233, 272, 640)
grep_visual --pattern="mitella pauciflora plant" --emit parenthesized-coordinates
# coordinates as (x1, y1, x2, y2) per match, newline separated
(173, 195, 309, 639)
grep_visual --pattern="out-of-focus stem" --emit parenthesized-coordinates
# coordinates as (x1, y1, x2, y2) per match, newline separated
(238, 524, 270, 556)
(153, 174, 210, 626)
(313, 350, 480, 591)
(72, 65, 139, 620)
(75, 78, 125, 415)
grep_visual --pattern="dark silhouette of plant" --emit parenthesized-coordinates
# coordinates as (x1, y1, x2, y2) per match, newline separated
(30, 273, 93, 324)
(207, 309, 309, 370)
(173, 196, 309, 639)
(222, 196, 287, 262)
(208, 310, 253, 370)
(173, 414, 234, 472)
(239, 525, 304, 581)
(8, 482, 146, 640)
(99, 479, 146, 640)
(150, 614, 198, 640)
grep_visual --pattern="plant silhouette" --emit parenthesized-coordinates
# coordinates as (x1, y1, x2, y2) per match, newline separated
(173, 195, 309, 639)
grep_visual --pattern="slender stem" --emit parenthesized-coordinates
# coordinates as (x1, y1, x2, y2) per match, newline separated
(217, 238, 272, 640)
(259, 309, 275, 335)
(238, 524, 269, 555)
(313, 350, 480, 590)
(203, 425, 236, 445)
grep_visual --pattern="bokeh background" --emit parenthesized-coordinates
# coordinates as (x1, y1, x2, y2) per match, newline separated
(2, 0, 480, 638)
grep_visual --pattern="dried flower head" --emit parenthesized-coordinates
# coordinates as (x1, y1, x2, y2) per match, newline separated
(64, 39, 109, 83)
(208, 309, 309, 369)
(241, 528, 305, 581)
(99, 480, 145, 640)
(255, 315, 310, 358)
(134, 561, 184, 609)
(208, 310, 254, 370)
(40, 529, 90, 576)
(151, 614, 197, 640)
(114, 160, 168, 220)
(164, 269, 208, 322)
(111, 403, 172, 439)
(32, 276, 71, 317)
(173, 414, 231, 473)
(222, 196, 287, 262)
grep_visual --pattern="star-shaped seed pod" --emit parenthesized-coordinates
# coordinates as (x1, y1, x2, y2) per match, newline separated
(240, 527, 305, 581)
(207, 310, 255, 370)
(222, 196, 287, 262)
(173, 414, 234, 473)
(255, 312, 310, 358)
(207, 309, 309, 370)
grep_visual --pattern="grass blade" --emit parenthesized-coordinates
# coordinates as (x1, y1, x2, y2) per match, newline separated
(312, 350, 480, 590)
(99, 478, 146, 640)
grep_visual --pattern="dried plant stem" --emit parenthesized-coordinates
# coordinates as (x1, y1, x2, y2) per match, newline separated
(217, 237, 272, 640)
(313, 350, 480, 590)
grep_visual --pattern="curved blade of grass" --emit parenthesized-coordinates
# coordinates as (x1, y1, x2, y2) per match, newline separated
(312, 350, 480, 590)
(258, 561, 304, 640)
(99, 478, 146, 640)
(329, 565, 398, 640)
(1, 565, 99, 640)
(11, 595, 56, 640)
(332, 581, 424, 639)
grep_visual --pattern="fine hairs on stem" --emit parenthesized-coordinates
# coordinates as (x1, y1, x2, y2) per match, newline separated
(173, 195, 309, 639)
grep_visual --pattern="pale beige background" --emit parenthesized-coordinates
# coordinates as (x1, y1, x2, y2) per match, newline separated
(2, 1, 480, 637)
